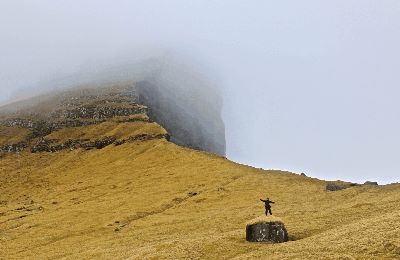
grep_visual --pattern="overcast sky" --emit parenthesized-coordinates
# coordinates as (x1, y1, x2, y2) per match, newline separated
(1, 1, 399, 184)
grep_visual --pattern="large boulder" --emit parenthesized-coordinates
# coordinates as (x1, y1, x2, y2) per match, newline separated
(246, 216, 288, 243)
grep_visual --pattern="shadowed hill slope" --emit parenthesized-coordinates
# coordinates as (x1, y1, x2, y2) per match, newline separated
(0, 86, 399, 259)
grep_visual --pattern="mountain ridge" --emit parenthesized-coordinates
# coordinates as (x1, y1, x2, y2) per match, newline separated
(0, 83, 224, 155)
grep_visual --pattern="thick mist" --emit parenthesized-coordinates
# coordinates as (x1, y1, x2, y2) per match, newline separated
(1, 1, 400, 184)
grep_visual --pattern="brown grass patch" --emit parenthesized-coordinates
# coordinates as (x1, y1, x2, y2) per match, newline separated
(0, 126, 30, 145)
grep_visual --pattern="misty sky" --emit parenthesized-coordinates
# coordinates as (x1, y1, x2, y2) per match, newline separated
(1, 1, 400, 184)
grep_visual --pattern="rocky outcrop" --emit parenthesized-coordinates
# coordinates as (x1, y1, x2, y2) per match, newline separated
(30, 120, 57, 138)
(326, 181, 380, 191)
(0, 142, 28, 153)
(326, 181, 359, 191)
(52, 104, 146, 120)
(246, 216, 288, 243)
(114, 133, 170, 146)
(364, 181, 378, 186)
(30, 138, 97, 153)
(326, 182, 347, 191)
(0, 118, 34, 128)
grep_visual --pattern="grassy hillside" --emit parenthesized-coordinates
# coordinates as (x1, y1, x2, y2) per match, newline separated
(1, 139, 399, 259)
(0, 85, 399, 259)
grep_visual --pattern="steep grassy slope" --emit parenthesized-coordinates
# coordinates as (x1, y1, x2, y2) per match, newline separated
(45, 121, 166, 144)
(1, 139, 399, 259)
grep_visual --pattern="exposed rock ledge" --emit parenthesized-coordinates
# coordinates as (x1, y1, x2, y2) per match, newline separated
(246, 216, 288, 243)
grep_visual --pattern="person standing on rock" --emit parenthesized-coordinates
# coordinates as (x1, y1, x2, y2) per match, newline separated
(260, 198, 275, 216)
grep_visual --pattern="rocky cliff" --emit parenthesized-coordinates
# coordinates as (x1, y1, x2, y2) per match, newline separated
(137, 80, 225, 155)
(0, 83, 225, 155)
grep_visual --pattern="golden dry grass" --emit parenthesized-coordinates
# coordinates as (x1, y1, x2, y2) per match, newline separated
(1, 139, 399, 259)
(0, 126, 30, 145)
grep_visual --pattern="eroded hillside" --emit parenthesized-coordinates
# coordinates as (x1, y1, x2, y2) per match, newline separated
(0, 86, 399, 259)
(0, 85, 167, 153)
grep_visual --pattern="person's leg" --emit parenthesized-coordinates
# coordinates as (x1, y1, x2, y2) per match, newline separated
(269, 208, 272, 215)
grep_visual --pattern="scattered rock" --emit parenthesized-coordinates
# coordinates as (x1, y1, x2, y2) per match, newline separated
(246, 216, 288, 243)
(0, 118, 34, 128)
(81, 137, 116, 150)
(57, 104, 146, 120)
(0, 142, 28, 153)
(326, 182, 347, 191)
(114, 140, 125, 146)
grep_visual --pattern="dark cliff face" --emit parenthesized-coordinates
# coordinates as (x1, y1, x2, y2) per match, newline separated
(137, 81, 226, 156)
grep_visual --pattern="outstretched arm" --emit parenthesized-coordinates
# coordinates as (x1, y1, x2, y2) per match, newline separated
(270, 201, 275, 204)
(260, 199, 266, 202)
